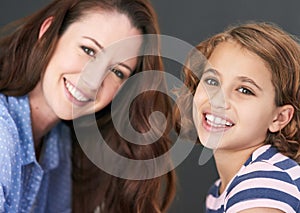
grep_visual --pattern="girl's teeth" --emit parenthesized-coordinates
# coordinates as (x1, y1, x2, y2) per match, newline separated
(65, 81, 90, 102)
(205, 114, 233, 127)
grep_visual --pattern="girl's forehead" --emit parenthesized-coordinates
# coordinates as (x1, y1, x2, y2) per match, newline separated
(206, 42, 272, 81)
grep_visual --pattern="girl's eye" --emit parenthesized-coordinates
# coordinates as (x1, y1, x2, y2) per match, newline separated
(111, 68, 124, 79)
(204, 78, 219, 86)
(237, 87, 254, 95)
(81, 46, 95, 56)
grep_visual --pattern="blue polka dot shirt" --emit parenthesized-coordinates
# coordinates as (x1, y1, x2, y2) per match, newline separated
(0, 94, 71, 212)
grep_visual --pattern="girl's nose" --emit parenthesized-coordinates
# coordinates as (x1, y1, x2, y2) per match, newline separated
(209, 87, 230, 110)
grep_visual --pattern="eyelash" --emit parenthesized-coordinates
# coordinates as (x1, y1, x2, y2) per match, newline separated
(81, 45, 127, 80)
(204, 77, 219, 86)
(204, 78, 255, 96)
(110, 67, 125, 79)
(81, 46, 96, 57)
(237, 87, 255, 95)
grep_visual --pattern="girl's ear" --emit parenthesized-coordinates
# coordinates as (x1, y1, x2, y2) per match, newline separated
(38, 17, 54, 39)
(269, 105, 294, 133)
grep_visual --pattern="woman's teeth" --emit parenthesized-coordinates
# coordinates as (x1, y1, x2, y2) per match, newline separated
(65, 81, 90, 102)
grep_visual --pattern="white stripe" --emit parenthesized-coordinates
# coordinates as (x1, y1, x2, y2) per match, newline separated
(215, 179, 221, 186)
(238, 161, 281, 176)
(251, 145, 271, 161)
(226, 199, 295, 213)
(206, 192, 226, 210)
(285, 165, 300, 180)
(226, 177, 300, 200)
(268, 152, 289, 164)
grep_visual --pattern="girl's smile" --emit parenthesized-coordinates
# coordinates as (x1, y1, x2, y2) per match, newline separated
(202, 112, 234, 132)
(193, 41, 278, 151)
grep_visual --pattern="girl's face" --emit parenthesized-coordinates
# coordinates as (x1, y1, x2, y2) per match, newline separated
(41, 10, 141, 120)
(193, 41, 279, 151)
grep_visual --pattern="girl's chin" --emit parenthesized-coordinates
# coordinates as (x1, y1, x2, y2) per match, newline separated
(198, 134, 225, 150)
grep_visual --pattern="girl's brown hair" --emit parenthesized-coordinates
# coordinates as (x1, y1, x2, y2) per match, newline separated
(176, 22, 300, 163)
(0, 0, 175, 212)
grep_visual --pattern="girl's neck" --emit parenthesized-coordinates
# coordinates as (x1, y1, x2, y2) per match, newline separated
(213, 145, 261, 194)
(29, 82, 60, 157)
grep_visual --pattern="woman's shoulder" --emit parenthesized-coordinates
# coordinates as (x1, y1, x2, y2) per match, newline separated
(0, 94, 29, 117)
(0, 95, 26, 185)
(0, 94, 29, 160)
(0, 94, 18, 137)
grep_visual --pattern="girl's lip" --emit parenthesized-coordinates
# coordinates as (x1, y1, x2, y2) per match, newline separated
(201, 112, 235, 132)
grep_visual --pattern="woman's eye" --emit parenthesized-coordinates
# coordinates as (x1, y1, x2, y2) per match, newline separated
(237, 87, 254, 95)
(111, 68, 124, 79)
(81, 46, 95, 56)
(204, 78, 219, 86)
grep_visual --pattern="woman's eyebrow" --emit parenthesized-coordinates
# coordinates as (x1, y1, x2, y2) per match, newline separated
(82, 36, 103, 50)
(82, 36, 134, 74)
(118, 63, 133, 73)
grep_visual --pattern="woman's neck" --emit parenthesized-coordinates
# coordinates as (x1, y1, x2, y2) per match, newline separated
(29, 82, 60, 157)
(213, 145, 260, 194)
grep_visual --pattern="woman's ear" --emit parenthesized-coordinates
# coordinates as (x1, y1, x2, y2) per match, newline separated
(269, 105, 294, 133)
(39, 17, 54, 39)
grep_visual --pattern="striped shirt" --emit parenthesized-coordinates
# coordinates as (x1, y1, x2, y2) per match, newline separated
(206, 145, 300, 213)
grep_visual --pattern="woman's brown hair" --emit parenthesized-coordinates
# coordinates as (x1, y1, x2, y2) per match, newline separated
(176, 22, 300, 163)
(0, 0, 176, 212)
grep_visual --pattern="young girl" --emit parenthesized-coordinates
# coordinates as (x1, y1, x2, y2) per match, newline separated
(176, 22, 300, 212)
(0, 0, 175, 212)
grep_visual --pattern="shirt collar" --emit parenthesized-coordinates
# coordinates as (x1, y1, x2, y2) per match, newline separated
(7, 95, 61, 170)
(244, 144, 274, 166)
(39, 125, 60, 171)
(7, 95, 36, 165)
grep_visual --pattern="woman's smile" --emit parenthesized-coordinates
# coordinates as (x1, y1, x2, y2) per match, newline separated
(40, 11, 141, 120)
(64, 78, 93, 106)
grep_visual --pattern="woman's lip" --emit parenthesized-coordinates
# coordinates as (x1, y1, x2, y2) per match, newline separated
(63, 78, 93, 107)
(64, 78, 93, 100)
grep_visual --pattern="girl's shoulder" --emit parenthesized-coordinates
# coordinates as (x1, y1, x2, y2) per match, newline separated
(224, 146, 300, 213)
(240, 145, 300, 183)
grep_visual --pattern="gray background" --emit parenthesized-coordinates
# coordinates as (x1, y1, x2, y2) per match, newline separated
(1, 1, 300, 213)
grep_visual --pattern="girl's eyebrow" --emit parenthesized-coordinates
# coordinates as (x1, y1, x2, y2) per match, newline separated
(238, 76, 263, 91)
(203, 68, 220, 76)
(203, 68, 263, 91)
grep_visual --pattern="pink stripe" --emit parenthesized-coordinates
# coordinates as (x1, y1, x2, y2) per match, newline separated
(226, 199, 295, 213)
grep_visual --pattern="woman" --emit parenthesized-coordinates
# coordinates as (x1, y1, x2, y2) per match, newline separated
(0, 0, 176, 212)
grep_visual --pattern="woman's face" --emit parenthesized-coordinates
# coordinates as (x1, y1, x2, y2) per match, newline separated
(41, 10, 141, 120)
